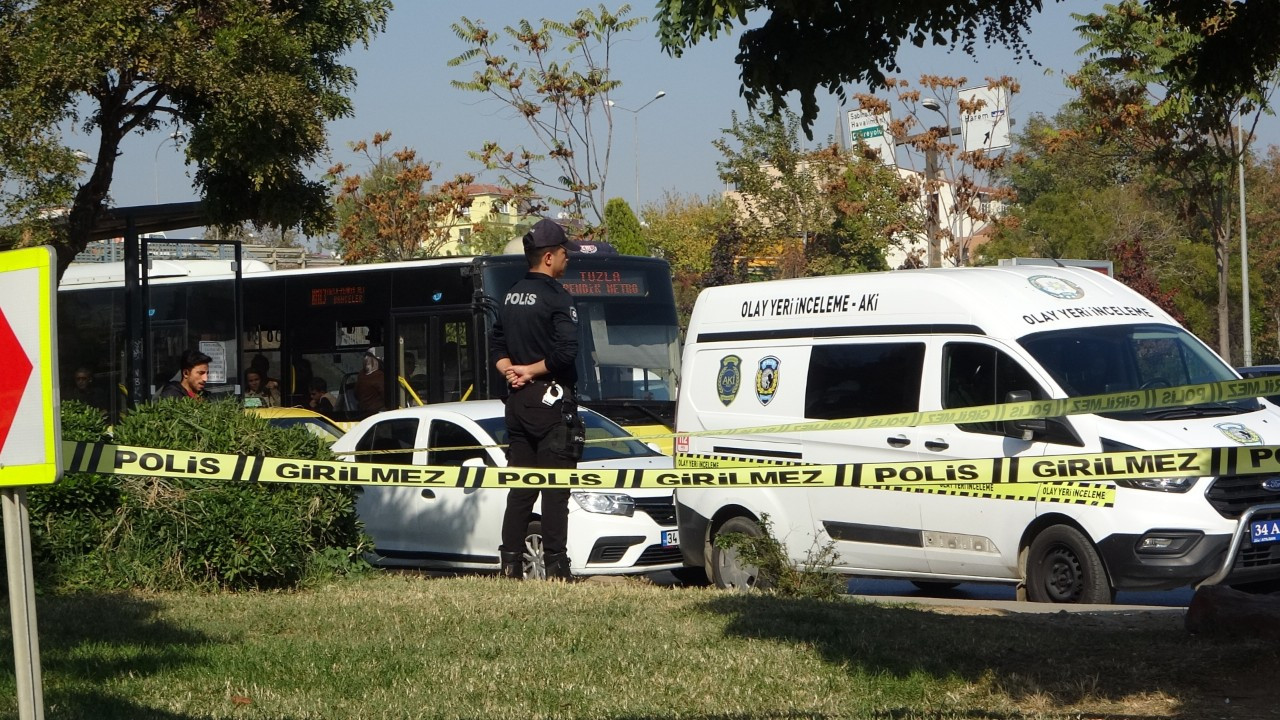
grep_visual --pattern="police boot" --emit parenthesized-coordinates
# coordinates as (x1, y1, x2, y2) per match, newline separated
(544, 552, 573, 582)
(499, 551, 524, 580)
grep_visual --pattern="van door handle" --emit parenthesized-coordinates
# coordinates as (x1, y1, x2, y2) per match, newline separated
(421, 489, 436, 499)
(886, 434, 911, 448)
(924, 439, 950, 452)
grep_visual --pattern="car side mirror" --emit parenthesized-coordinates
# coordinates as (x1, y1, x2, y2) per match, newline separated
(1003, 390, 1046, 441)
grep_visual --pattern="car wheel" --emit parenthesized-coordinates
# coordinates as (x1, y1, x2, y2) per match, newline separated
(523, 520, 546, 580)
(910, 581, 960, 593)
(1026, 525, 1113, 604)
(709, 516, 770, 591)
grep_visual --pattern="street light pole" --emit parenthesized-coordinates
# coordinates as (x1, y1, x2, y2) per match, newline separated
(924, 143, 941, 268)
(1239, 120, 1252, 366)
(609, 91, 666, 208)
(153, 130, 185, 204)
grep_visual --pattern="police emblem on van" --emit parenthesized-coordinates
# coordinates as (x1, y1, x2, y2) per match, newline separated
(1215, 422, 1262, 445)
(1028, 275, 1085, 300)
(756, 356, 780, 406)
(717, 355, 742, 406)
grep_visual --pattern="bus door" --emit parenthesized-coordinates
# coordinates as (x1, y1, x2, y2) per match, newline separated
(394, 312, 477, 406)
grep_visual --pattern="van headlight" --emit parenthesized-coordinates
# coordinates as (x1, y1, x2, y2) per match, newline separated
(571, 491, 636, 516)
(1114, 476, 1198, 493)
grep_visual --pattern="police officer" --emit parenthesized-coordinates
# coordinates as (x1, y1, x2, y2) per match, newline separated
(489, 218, 583, 580)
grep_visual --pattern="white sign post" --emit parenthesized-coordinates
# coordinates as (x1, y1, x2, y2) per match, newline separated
(0, 246, 60, 720)
(959, 85, 1012, 153)
(846, 108, 897, 166)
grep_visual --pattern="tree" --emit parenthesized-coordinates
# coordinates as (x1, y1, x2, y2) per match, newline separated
(203, 222, 302, 249)
(641, 192, 740, 331)
(852, 74, 1018, 267)
(0, 0, 391, 279)
(328, 132, 475, 263)
(1070, 0, 1278, 362)
(1243, 147, 1280, 363)
(654, 1, 1280, 136)
(448, 4, 642, 229)
(603, 198, 646, 255)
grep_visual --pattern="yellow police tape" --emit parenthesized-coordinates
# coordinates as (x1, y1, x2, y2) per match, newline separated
(62, 441, 1280, 508)
(616, 374, 1280, 446)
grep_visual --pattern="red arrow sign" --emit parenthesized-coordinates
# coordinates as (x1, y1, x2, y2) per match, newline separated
(0, 306, 33, 452)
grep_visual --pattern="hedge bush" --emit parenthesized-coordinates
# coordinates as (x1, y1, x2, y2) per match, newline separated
(30, 399, 369, 591)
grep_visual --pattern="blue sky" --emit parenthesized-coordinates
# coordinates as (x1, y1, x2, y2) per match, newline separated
(95, 1, 1280, 229)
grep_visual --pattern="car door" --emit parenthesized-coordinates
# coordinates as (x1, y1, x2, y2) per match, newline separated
(916, 338, 1080, 579)
(798, 340, 931, 574)
(416, 417, 506, 562)
(351, 416, 450, 559)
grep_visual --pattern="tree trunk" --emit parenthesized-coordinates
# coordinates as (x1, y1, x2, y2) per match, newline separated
(1215, 222, 1232, 364)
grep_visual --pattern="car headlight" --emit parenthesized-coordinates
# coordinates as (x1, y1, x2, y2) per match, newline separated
(571, 491, 636, 516)
(1114, 476, 1198, 493)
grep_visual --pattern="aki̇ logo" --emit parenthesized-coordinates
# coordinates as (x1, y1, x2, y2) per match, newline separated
(756, 356, 780, 406)
(1028, 275, 1085, 300)
(717, 355, 742, 406)
(1215, 422, 1263, 445)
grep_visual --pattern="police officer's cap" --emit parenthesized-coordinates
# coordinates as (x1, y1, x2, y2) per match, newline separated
(523, 219, 579, 252)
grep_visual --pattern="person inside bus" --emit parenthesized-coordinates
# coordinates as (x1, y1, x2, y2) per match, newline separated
(249, 353, 281, 399)
(355, 349, 386, 415)
(65, 366, 110, 412)
(244, 368, 280, 407)
(308, 377, 335, 415)
(157, 350, 212, 400)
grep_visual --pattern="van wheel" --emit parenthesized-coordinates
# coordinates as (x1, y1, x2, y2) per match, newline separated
(523, 520, 546, 580)
(910, 581, 960, 593)
(710, 516, 770, 591)
(1026, 526, 1113, 604)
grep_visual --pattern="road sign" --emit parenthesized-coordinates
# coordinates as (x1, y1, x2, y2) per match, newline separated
(959, 86, 1012, 153)
(0, 246, 61, 487)
(847, 108, 896, 166)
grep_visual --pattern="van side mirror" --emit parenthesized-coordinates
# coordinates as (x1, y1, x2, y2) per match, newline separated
(1003, 390, 1046, 441)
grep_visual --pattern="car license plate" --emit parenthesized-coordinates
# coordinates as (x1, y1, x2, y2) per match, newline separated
(1250, 518, 1280, 544)
(662, 529, 679, 547)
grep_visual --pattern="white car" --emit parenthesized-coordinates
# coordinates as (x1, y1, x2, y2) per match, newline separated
(331, 401, 681, 579)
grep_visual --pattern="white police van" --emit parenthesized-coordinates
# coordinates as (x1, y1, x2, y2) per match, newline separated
(675, 266, 1280, 603)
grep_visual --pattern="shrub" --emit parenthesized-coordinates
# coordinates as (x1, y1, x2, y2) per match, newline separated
(31, 398, 369, 591)
(714, 514, 845, 601)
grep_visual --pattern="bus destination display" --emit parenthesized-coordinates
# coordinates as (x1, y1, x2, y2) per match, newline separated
(311, 285, 366, 306)
(561, 270, 647, 297)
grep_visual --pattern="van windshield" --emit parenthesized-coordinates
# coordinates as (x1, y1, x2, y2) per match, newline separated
(1018, 323, 1259, 419)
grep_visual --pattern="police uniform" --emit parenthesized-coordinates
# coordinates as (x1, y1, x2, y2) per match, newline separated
(488, 219, 582, 579)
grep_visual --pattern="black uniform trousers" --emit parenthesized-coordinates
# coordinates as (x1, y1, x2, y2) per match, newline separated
(501, 381, 575, 555)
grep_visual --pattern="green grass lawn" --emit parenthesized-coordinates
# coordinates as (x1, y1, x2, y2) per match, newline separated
(2, 573, 1274, 719)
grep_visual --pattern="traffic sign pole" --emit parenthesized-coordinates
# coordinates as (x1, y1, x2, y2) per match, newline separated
(3, 488, 44, 720)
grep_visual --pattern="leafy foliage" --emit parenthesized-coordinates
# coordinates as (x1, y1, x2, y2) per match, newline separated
(715, 514, 845, 601)
(0, 0, 392, 278)
(30, 399, 368, 591)
(602, 198, 645, 255)
(654, 1, 1280, 138)
(448, 4, 643, 228)
(328, 132, 475, 263)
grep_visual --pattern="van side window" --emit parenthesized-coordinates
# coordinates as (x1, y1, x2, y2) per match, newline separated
(943, 343, 1045, 435)
(805, 343, 924, 419)
(354, 418, 419, 465)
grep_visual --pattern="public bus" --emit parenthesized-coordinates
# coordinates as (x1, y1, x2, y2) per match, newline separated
(56, 248, 681, 438)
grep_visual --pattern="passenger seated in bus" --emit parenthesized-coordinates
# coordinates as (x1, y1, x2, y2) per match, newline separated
(308, 377, 335, 415)
(404, 351, 429, 400)
(355, 349, 386, 415)
(245, 368, 280, 407)
(157, 350, 211, 400)
(65, 366, 110, 412)
(249, 353, 281, 398)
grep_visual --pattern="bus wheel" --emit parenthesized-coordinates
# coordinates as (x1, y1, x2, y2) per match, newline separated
(1026, 526, 1113, 604)
(710, 516, 769, 591)
(522, 520, 546, 580)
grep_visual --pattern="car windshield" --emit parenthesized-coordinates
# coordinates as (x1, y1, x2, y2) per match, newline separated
(1019, 323, 1259, 420)
(475, 410, 662, 462)
(268, 416, 345, 444)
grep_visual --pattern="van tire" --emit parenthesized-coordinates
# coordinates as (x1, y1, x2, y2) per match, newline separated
(1025, 526, 1113, 604)
(710, 516, 769, 591)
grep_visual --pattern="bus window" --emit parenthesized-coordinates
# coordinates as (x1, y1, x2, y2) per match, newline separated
(395, 313, 475, 406)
